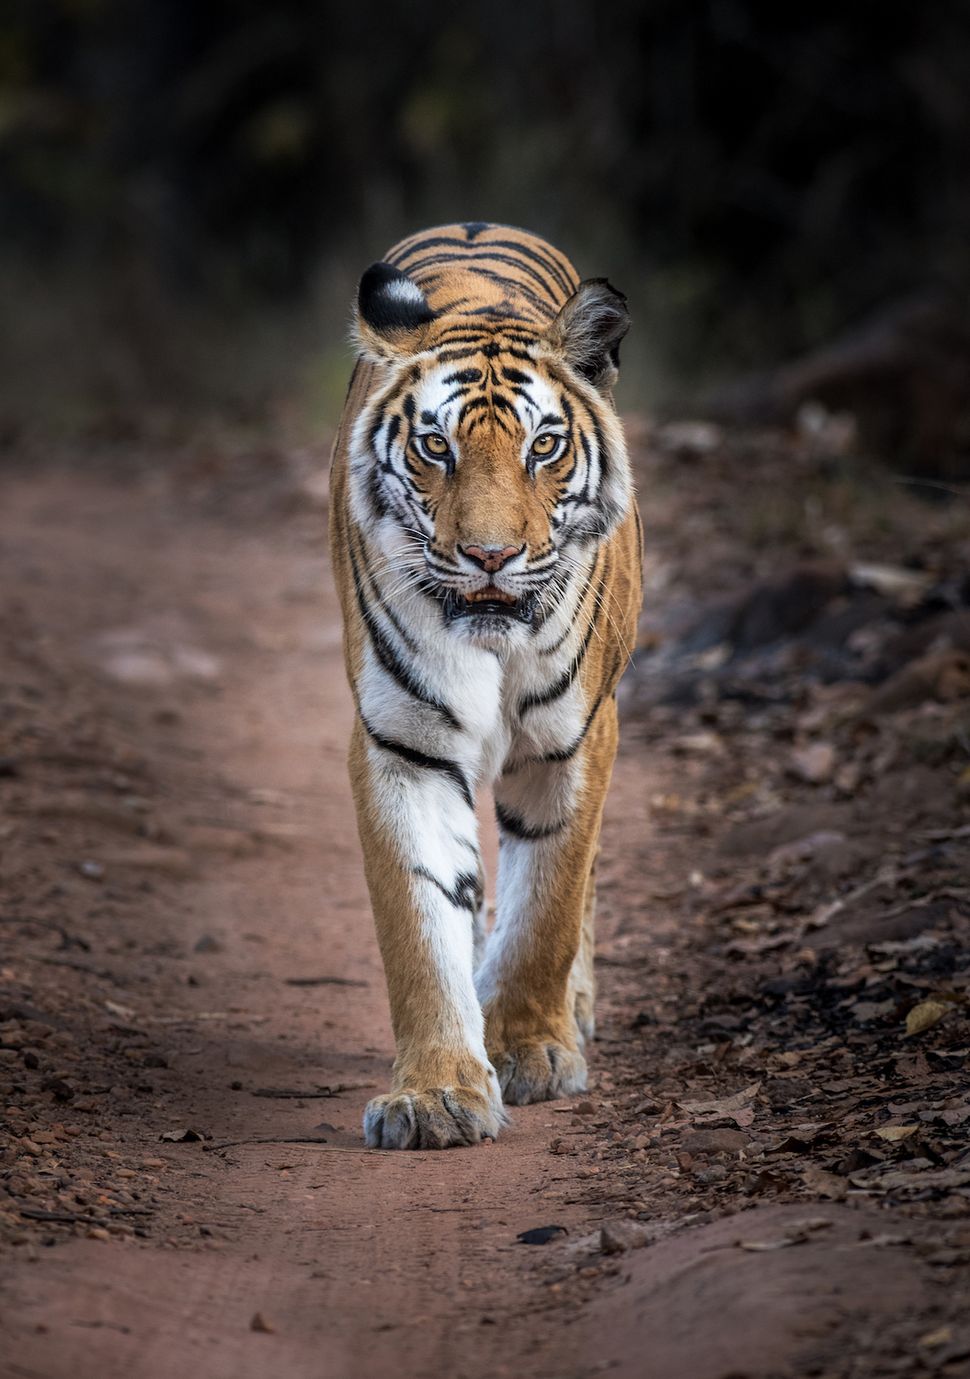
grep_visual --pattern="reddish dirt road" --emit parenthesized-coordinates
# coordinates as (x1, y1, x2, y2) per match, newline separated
(2, 441, 969, 1379)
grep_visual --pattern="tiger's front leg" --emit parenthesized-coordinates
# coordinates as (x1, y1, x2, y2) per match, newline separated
(349, 720, 504, 1149)
(477, 699, 618, 1105)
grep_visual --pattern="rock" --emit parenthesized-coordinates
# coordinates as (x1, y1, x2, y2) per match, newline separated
(693, 1164, 729, 1184)
(250, 1312, 276, 1333)
(193, 933, 224, 954)
(789, 743, 836, 785)
(600, 1219, 654, 1255)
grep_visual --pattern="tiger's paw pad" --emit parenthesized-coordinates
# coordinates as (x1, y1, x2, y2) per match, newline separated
(363, 1086, 504, 1150)
(492, 1041, 587, 1106)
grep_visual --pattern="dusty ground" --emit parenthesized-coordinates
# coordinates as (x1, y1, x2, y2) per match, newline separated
(1, 423, 968, 1379)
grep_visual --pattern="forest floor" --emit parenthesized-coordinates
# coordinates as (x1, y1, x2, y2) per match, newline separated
(1, 419, 969, 1379)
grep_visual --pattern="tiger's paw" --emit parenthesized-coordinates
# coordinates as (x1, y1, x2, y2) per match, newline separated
(363, 1084, 504, 1150)
(491, 1039, 587, 1106)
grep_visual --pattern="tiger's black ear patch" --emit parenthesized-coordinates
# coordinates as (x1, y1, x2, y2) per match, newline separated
(547, 279, 630, 391)
(357, 263, 436, 343)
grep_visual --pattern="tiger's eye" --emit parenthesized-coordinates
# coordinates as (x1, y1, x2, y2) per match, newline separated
(532, 434, 559, 457)
(422, 433, 450, 457)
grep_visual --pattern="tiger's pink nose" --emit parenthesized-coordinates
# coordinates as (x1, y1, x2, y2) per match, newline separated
(459, 543, 525, 574)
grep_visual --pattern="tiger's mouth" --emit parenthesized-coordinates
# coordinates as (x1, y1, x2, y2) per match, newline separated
(443, 586, 536, 624)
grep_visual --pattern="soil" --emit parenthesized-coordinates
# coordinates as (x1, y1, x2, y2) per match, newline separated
(1, 423, 969, 1379)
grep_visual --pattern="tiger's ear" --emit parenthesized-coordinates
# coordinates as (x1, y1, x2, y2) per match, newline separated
(353, 262, 437, 360)
(546, 279, 630, 391)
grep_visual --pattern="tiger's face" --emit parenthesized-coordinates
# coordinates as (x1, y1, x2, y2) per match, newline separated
(350, 264, 631, 642)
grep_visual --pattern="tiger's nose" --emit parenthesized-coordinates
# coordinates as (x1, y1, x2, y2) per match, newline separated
(459, 543, 525, 573)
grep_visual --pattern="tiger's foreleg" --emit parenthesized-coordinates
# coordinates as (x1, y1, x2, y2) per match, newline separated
(478, 699, 618, 1105)
(349, 720, 504, 1149)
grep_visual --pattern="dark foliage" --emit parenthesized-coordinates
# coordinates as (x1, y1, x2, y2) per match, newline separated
(2, 1, 969, 380)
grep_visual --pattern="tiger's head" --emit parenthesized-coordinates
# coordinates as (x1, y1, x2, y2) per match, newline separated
(348, 261, 631, 643)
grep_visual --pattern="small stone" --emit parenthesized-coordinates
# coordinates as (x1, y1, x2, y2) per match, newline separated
(681, 1127, 749, 1156)
(789, 742, 835, 785)
(693, 1163, 729, 1184)
(42, 1076, 75, 1102)
(193, 934, 223, 954)
(250, 1312, 276, 1334)
(600, 1219, 653, 1255)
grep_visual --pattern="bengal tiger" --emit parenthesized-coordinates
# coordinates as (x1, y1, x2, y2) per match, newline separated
(329, 222, 642, 1149)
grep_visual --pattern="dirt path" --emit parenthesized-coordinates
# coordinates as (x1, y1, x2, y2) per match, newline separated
(2, 444, 969, 1379)
(0, 465, 609, 1378)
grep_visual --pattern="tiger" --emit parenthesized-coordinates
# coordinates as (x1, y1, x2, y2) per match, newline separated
(329, 222, 642, 1149)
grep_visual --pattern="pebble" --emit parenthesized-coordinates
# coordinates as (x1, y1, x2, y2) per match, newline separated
(600, 1219, 654, 1255)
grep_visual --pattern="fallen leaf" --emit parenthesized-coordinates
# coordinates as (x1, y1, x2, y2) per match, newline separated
(104, 1000, 136, 1022)
(919, 1326, 953, 1349)
(775, 1121, 832, 1151)
(677, 1082, 761, 1125)
(874, 1124, 919, 1143)
(800, 1165, 847, 1200)
(905, 999, 950, 1036)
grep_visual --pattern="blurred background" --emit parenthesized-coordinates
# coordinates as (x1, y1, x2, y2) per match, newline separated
(1, 0, 969, 467)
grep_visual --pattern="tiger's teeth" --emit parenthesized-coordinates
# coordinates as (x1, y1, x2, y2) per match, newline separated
(465, 586, 517, 605)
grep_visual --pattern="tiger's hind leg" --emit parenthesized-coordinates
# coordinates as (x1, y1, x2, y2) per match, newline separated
(568, 850, 599, 1048)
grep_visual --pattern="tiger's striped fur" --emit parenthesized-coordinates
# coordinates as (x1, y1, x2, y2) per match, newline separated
(329, 223, 642, 1149)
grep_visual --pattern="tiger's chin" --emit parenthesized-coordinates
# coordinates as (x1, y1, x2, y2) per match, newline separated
(439, 587, 538, 645)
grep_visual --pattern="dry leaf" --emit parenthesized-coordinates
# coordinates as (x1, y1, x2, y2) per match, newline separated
(919, 1326, 953, 1349)
(104, 999, 136, 1022)
(800, 1165, 847, 1200)
(905, 999, 950, 1036)
(874, 1124, 918, 1143)
(677, 1082, 761, 1127)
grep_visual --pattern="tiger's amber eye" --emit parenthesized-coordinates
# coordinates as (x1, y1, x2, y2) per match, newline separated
(422, 433, 450, 457)
(531, 434, 559, 457)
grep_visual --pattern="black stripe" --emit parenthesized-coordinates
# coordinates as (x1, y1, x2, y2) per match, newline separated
(412, 866, 482, 913)
(537, 690, 609, 764)
(460, 265, 554, 319)
(396, 249, 562, 307)
(361, 716, 474, 809)
(434, 343, 538, 366)
(390, 233, 576, 297)
(444, 368, 483, 385)
(539, 552, 601, 656)
(349, 543, 462, 731)
(494, 802, 566, 841)
(519, 576, 604, 714)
